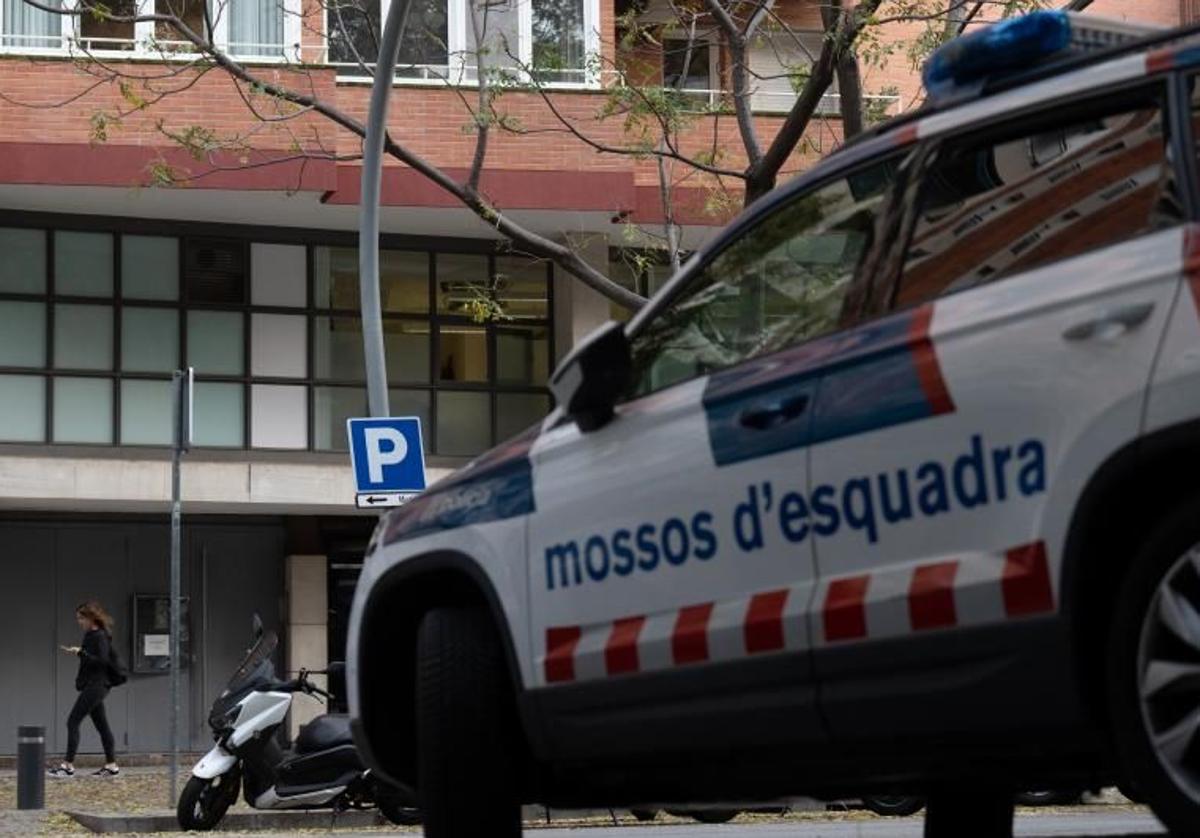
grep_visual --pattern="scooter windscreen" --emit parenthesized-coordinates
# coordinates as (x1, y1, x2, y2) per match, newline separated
(208, 630, 281, 729)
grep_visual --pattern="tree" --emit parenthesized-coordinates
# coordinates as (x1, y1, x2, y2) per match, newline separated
(11, 0, 1059, 309)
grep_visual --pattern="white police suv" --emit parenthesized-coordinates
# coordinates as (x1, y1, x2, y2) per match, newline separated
(348, 12, 1200, 837)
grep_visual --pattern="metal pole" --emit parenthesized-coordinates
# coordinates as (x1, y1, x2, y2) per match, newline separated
(17, 726, 44, 810)
(169, 370, 184, 807)
(358, 0, 414, 418)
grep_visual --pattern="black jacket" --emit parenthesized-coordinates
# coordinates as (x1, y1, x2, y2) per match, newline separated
(75, 628, 112, 691)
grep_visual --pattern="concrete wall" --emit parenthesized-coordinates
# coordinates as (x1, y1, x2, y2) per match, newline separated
(286, 555, 329, 737)
(0, 456, 456, 515)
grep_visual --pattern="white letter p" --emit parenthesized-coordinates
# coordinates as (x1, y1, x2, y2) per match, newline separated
(364, 427, 408, 484)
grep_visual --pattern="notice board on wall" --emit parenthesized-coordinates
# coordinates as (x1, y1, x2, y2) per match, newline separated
(132, 594, 190, 674)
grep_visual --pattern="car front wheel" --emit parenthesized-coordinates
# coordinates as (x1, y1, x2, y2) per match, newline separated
(416, 606, 523, 838)
(1109, 500, 1200, 836)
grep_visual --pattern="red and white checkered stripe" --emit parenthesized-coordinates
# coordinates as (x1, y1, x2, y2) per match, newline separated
(542, 541, 1053, 686)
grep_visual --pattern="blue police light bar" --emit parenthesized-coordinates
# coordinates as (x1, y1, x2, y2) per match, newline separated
(923, 11, 1160, 103)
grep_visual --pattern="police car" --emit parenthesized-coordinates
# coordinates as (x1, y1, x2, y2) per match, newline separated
(348, 12, 1200, 837)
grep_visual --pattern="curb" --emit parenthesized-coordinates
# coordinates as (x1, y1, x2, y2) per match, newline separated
(66, 809, 390, 833)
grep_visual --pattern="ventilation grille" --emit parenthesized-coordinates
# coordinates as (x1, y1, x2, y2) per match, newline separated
(184, 238, 246, 303)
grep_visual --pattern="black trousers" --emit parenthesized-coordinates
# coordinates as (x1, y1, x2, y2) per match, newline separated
(66, 683, 115, 763)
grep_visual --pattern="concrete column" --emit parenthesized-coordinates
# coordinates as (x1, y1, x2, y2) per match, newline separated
(286, 554, 327, 737)
(553, 235, 612, 362)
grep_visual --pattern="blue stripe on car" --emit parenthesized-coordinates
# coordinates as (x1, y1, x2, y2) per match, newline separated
(703, 306, 951, 467)
(381, 428, 537, 545)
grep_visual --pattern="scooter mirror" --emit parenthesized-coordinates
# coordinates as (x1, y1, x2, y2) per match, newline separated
(326, 662, 346, 677)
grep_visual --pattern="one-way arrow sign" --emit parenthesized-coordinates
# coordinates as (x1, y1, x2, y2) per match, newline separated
(354, 492, 419, 509)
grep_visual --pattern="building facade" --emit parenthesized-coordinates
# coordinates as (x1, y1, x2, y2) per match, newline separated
(0, 0, 1187, 755)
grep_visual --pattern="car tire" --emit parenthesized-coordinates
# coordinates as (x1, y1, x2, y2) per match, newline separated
(176, 771, 240, 832)
(924, 789, 1013, 838)
(862, 795, 926, 817)
(629, 808, 658, 821)
(1107, 499, 1200, 836)
(416, 606, 523, 838)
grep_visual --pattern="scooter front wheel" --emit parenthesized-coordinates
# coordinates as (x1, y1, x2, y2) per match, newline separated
(177, 771, 240, 831)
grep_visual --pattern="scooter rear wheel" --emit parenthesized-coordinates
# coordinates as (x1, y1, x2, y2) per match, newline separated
(177, 772, 240, 831)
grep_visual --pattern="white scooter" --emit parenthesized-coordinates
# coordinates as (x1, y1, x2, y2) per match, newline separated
(177, 619, 418, 830)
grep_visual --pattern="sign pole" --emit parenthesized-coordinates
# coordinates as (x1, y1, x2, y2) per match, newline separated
(168, 368, 192, 807)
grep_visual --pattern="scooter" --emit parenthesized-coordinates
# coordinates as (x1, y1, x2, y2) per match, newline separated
(177, 619, 419, 831)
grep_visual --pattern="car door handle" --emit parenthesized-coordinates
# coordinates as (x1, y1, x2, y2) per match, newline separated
(737, 393, 810, 430)
(1062, 302, 1156, 342)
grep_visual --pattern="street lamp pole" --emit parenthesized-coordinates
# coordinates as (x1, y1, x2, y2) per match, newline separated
(358, 0, 415, 418)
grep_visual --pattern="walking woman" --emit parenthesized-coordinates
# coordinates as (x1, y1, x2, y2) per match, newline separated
(48, 601, 121, 778)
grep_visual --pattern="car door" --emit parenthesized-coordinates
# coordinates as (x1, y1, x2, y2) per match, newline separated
(526, 150, 908, 762)
(807, 82, 1188, 740)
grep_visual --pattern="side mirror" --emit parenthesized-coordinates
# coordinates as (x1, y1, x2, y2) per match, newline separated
(549, 321, 631, 433)
(252, 613, 263, 640)
(326, 661, 346, 678)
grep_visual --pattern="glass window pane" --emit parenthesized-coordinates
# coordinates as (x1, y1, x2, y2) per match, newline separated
(436, 390, 491, 456)
(251, 243, 306, 307)
(229, 0, 283, 57)
(53, 378, 113, 444)
(194, 382, 244, 447)
(0, 228, 46, 294)
(493, 256, 549, 320)
(188, 311, 244, 375)
(532, 0, 585, 84)
(899, 99, 1175, 307)
(122, 236, 179, 300)
(313, 317, 430, 383)
(251, 384, 307, 449)
(313, 386, 365, 451)
(0, 375, 45, 442)
(122, 307, 179, 372)
(55, 304, 113, 370)
(120, 379, 173, 445)
(497, 392, 550, 441)
(327, 0, 379, 69)
(184, 238, 247, 303)
(496, 326, 549, 386)
(79, 0, 134, 49)
(389, 388, 431, 442)
(1, 0, 61, 49)
(438, 325, 488, 382)
(0, 301, 46, 367)
(465, 0, 521, 81)
(628, 156, 900, 398)
(313, 247, 429, 314)
(436, 254, 490, 316)
(56, 232, 114, 297)
(251, 314, 306, 378)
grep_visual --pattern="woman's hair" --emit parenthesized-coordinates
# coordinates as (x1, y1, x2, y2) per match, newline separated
(76, 601, 114, 634)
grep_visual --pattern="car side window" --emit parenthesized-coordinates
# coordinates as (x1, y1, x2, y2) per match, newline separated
(894, 88, 1181, 309)
(626, 157, 901, 399)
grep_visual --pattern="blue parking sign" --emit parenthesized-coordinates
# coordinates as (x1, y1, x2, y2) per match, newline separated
(347, 417, 427, 505)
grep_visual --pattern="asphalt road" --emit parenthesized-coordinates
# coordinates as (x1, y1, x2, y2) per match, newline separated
(189, 810, 1168, 838)
(522, 812, 1167, 837)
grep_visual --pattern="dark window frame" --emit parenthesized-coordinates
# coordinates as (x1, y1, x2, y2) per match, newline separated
(0, 213, 556, 459)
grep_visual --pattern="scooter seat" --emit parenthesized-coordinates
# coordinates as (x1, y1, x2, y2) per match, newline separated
(295, 714, 355, 754)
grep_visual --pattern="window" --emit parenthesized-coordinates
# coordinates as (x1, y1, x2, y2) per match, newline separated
(329, 0, 597, 85)
(662, 37, 712, 99)
(78, 0, 135, 50)
(628, 157, 898, 397)
(1, 0, 62, 49)
(0, 224, 553, 457)
(895, 92, 1179, 309)
(608, 249, 675, 322)
(748, 31, 832, 114)
(229, 0, 284, 57)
